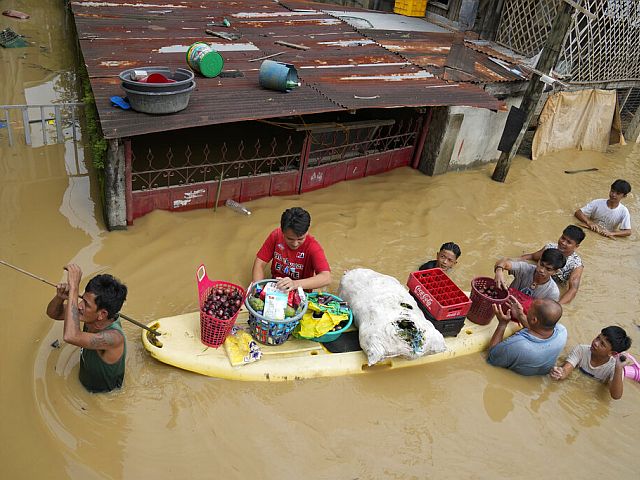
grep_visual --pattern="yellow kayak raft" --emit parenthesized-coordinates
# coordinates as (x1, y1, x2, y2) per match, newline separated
(141, 306, 520, 382)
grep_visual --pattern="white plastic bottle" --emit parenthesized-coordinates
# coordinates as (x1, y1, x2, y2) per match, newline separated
(225, 199, 251, 215)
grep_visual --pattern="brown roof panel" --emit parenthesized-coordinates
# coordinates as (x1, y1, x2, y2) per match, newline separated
(70, 0, 505, 139)
(362, 30, 526, 83)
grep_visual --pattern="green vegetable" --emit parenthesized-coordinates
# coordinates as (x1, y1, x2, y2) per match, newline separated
(248, 297, 265, 312)
(284, 306, 296, 318)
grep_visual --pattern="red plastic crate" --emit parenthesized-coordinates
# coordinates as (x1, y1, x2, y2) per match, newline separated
(407, 268, 471, 320)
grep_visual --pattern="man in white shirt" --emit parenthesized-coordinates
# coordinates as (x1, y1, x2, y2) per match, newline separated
(574, 179, 632, 238)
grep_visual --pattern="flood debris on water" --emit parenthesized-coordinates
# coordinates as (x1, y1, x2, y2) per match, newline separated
(2, 9, 30, 20)
(0, 28, 28, 48)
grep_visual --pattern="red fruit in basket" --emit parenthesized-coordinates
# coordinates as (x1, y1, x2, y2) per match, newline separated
(220, 295, 227, 303)
(235, 299, 241, 307)
(223, 288, 230, 296)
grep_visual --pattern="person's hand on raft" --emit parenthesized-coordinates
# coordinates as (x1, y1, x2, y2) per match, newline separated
(275, 276, 297, 292)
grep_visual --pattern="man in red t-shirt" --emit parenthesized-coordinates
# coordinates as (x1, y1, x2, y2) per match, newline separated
(252, 207, 331, 291)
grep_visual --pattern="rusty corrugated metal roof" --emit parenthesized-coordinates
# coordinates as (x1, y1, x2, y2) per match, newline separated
(359, 30, 527, 83)
(70, 0, 506, 139)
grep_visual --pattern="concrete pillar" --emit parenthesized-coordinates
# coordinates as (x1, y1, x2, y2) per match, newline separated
(417, 107, 464, 176)
(104, 138, 127, 230)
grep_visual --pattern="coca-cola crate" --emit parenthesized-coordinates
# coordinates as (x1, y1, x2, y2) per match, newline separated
(407, 268, 471, 320)
(410, 292, 465, 337)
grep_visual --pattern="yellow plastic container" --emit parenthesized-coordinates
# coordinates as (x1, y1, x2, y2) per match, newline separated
(394, 0, 428, 17)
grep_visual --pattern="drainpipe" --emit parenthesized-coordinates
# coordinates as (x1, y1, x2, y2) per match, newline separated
(411, 109, 433, 169)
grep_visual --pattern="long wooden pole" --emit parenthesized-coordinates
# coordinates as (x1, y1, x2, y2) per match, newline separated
(0, 260, 160, 337)
(491, 2, 575, 183)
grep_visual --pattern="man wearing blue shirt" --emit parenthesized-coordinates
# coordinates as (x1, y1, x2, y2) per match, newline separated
(487, 296, 566, 376)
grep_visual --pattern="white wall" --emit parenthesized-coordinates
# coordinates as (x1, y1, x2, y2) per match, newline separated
(447, 96, 523, 168)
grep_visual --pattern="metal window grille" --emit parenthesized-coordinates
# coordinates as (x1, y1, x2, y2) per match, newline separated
(307, 118, 422, 167)
(495, 0, 640, 83)
(131, 135, 302, 192)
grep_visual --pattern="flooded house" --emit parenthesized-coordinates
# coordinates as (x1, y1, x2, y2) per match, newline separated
(67, 0, 535, 229)
(17, 0, 637, 229)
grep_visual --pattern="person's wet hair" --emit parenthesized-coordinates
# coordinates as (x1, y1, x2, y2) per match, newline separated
(611, 179, 631, 195)
(440, 242, 461, 258)
(601, 326, 632, 353)
(281, 207, 311, 236)
(562, 225, 585, 245)
(534, 299, 563, 329)
(540, 248, 566, 270)
(85, 274, 128, 320)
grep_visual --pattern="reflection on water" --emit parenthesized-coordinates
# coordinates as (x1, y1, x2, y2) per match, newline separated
(1, 2, 639, 479)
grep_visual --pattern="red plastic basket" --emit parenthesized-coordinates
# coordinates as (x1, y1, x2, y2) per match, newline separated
(466, 277, 509, 325)
(196, 264, 246, 348)
(407, 268, 471, 320)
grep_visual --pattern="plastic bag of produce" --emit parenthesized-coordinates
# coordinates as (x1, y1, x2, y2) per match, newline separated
(338, 268, 446, 366)
(224, 326, 262, 367)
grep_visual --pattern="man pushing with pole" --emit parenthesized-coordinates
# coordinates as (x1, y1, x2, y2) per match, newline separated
(46, 263, 128, 393)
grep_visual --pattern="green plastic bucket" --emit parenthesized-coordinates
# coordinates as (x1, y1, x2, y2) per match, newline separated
(186, 42, 224, 78)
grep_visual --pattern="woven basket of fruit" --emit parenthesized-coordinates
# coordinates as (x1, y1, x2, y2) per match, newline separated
(466, 277, 509, 326)
(245, 279, 308, 345)
(197, 264, 246, 348)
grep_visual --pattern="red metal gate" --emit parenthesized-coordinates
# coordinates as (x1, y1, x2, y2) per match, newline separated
(125, 113, 429, 224)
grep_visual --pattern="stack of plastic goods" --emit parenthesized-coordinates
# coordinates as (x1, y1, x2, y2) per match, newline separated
(407, 268, 471, 336)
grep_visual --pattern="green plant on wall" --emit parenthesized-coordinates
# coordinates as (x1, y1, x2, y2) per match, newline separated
(79, 64, 108, 219)
(81, 74, 107, 170)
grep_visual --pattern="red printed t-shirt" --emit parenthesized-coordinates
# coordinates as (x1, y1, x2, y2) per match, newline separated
(256, 229, 330, 280)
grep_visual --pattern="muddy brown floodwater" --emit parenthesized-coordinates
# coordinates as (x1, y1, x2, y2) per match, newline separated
(1, 2, 639, 479)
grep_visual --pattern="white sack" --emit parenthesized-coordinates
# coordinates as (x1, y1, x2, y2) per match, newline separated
(338, 268, 446, 366)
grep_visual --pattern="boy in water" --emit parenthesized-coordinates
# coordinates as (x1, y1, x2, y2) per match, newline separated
(46, 264, 128, 393)
(574, 179, 632, 238)
(550, 326, 632, 399)
(519, 225, 585, 304)
(494, 248, 566, 301)
(252, 207, 331, 291)
(418, 242, 461, 272)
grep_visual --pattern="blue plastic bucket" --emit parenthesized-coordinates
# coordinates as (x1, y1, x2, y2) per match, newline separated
(258, 60, 300, 92)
